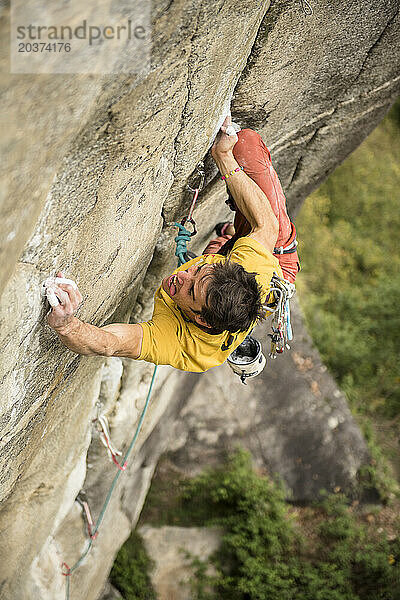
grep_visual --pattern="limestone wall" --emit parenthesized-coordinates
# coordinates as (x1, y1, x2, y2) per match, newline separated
(1, 1, 399, 599)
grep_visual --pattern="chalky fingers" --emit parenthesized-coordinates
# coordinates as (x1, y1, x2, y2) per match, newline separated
(53, 286, 73, 313)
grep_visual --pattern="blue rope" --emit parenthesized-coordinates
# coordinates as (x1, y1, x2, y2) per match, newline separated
(174, 222, 192, 267)
(63, 218, 194, 597)
(64, 365, 158, 599)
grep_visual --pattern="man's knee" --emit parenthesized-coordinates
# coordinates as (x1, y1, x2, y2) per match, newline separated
(234, 128, 271, 164)
(236, 128, 262, 147)
(237, 128, 259, 141)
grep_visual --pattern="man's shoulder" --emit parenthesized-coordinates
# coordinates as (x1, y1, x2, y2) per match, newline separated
(229, 235, 282, 275)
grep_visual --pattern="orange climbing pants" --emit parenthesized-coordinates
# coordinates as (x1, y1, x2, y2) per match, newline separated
(203, 128, 300, 283)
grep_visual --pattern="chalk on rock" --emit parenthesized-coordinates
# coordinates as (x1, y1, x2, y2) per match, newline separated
(45, 287, 60, 308)
(41, 276, 78, 307)
(225, 122, 241, 136)
(41, 277, 78, 294)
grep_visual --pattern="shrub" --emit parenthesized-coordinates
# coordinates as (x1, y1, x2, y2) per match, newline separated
(182, 450, 400, 600)
(296, 100, 400, 420)
(110, 530, 157, 600)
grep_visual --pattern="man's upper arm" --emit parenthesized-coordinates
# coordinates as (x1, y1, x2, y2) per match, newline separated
(100, 323, 144, 359)
(229, 235, 283, 289)
(248, 227, 276, 254)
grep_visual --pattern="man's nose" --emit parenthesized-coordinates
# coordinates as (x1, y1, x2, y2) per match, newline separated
(177, 269, 192, 285)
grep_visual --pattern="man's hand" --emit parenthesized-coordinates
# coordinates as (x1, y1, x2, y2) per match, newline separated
(212, 115, 238, 158)
(211, 118, 279, 253)
(45, 273, 143, 358)
(46, 271, 83, 332)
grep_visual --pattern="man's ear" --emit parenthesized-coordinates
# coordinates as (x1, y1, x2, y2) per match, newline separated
(194, 314, 212, 329)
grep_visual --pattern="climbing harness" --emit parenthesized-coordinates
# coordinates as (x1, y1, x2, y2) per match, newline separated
(273, 223, 298, 255)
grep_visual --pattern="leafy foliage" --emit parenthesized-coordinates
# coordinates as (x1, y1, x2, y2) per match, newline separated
(182, 450, 400, 600)
(296, 101, 400, 418)
(110, 531, 157, 600)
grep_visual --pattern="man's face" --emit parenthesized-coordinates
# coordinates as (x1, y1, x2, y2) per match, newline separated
(161, 263, 214, 327)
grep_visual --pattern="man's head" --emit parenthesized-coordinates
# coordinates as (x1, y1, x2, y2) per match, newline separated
(161, 260, 264, 333)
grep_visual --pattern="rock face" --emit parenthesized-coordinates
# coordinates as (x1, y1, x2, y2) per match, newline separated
(0, 1, 399, 599)
(156, 298, 373, 501)
(139, 525, 221, 600)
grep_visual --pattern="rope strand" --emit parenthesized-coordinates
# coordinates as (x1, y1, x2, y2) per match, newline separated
(62, 365, 158, 599)
(174, 222, 193, 266)
(62, 160, 202, 598)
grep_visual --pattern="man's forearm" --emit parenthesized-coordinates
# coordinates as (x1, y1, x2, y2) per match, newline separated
(214, 150, 278, 234)
(53, 317, 116, 356)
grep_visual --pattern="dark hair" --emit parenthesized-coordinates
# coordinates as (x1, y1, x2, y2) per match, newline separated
(200, 261, 264, 333)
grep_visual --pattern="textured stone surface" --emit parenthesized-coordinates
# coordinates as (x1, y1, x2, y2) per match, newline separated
(159, 298, 371, 501)
(232, 0, 400, 216)
(1, 0, 399, 599)
(139, 525, 221, 600)
(99, 582, 123, 600)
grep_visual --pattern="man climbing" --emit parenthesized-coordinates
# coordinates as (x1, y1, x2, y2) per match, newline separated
(46, 117, 300, 372)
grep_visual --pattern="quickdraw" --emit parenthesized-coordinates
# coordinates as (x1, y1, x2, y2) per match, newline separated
(76, 491, 98, 540)
(61, 366, 158, 599)
(180, 161, 205, 237)
(264, 274, 296, 359)
(174, 161, 205, 266)
(94, 415, 126, 471)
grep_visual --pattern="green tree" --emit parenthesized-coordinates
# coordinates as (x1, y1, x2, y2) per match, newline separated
(110, 531, 157, 600)
(296, 101, 400, 418)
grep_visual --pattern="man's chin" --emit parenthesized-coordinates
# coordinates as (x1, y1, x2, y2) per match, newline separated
(161, 277, 170, 296)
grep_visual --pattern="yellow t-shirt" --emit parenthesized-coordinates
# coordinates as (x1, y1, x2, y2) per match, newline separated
(138, 236, 282, 372)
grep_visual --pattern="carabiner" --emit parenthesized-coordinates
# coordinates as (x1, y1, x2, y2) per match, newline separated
(187, 161, 205, 194)
(180, 216, 197, 236)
